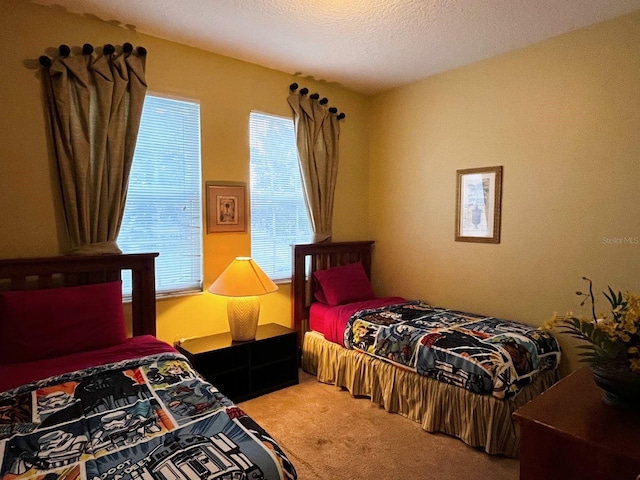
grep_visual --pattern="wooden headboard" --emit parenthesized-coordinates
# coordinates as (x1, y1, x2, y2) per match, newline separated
(291, 241, 374, 349)
(0, 253, 158, 337)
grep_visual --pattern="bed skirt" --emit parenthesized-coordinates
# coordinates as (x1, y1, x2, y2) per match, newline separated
(302, 330, 559, 458)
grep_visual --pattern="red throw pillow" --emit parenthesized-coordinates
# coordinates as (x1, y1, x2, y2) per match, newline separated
(0, 281, 127, 364)
(313, 288, 328, 304)
(313, 262, 376, 306)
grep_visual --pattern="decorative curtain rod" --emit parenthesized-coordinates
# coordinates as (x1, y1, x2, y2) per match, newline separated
(289, 83, 346, 120)
(39, 43, 147, 66)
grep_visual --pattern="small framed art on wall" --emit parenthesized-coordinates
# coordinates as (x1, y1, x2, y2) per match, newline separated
(455, 166, 503, 243)
(206, 182, 247, 233)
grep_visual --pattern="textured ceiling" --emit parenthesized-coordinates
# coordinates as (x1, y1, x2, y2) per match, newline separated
(31, 0, 640, 95)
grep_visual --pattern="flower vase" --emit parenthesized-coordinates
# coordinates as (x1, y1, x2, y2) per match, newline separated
(589, 362, 640, 409)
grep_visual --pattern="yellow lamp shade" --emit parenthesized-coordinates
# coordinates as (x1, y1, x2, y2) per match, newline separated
(208, 257, 278, 297)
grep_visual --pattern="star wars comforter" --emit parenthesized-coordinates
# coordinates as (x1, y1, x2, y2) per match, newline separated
(344, 301, 560, 399)
(0, 352, 296, 480)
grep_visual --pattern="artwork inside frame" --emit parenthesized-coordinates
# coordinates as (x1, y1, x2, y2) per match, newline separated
(455, 166, 503, 243)
(206, 182, 247, 233)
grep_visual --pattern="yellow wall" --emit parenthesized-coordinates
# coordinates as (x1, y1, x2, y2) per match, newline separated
(368, 11, 640, 372)
(0, 0, 371, 343)
(2, 1, 639, 371)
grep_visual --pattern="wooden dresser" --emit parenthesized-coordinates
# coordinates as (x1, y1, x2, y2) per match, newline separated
(175, 323, 298, 403)
(513, 366, 640, 480)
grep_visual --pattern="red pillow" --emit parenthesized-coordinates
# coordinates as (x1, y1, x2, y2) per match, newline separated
(0, 281, 127, 364)
(313, 287, 328, 304)
(313, 262, 376, 306)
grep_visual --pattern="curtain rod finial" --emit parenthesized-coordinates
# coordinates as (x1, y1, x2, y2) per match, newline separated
(289, 82, 298, 91)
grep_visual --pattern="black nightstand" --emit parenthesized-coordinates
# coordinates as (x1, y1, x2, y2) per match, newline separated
(175, 323, 299, 402)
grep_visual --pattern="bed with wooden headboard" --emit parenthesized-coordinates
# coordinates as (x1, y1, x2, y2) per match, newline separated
(291, 240, 559, 458)
(0, 253, 297, 479)
(0, 253, 158, 336)
(292, 240, 374, 349)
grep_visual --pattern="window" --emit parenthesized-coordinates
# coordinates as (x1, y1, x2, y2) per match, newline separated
(249, 112, 312, 281)
(119, 94, 203, 296)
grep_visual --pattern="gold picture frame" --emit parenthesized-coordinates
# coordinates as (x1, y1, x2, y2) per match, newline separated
(206, 182, 247, 233)
(455, 166, 503, 243)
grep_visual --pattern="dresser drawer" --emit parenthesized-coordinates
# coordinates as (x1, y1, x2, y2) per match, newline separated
(252, 332, 296, 365)
(175, 323, 298, 402)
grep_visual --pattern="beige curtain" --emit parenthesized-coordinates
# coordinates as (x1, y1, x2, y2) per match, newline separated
(287, 86, 342, 243)
(40, 43, 147, 254)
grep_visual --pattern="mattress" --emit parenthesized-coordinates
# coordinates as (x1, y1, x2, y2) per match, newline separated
(309, 296, 406, 344)
(310, 298, 560, 399)
(0, 335, 176, 393)
(0, 345, 296, 480)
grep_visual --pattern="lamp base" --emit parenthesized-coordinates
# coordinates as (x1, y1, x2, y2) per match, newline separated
(227, 296, 259, 341)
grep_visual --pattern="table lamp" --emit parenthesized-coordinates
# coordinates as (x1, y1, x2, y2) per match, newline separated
(208, 257, 279, 341)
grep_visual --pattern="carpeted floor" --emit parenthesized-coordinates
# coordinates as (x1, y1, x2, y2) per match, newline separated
(239, 370, 519, 480)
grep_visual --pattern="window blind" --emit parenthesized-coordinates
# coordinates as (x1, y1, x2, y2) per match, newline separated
(119, 95, 203, 296)
(249, 112, 312, 281)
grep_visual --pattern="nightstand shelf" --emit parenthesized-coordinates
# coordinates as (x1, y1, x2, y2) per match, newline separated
(175, 323, 298, 402)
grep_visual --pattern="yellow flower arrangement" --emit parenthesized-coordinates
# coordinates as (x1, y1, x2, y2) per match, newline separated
(543, 277, 640, 373)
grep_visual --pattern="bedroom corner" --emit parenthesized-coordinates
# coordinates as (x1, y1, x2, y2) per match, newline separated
(0, 0, 371, 346)
(367, 10, 640, 373)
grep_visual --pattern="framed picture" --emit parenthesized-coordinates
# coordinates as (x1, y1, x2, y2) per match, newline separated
(455, 166, 503, 243)
(206, 182, 247, 233)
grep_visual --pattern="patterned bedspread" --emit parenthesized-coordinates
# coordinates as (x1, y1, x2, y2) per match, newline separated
(344, 301, 560, 399)
(0, 352, 296, 480)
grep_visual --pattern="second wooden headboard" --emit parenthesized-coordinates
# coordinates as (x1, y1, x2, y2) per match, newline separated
(291, 241, 374, 349)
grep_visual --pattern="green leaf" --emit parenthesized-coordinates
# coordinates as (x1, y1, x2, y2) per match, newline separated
(604, 288, 614, 306)
(575, 345, 597, 351)
(577, 352, 599, 359)
(605, 287, 625, 311)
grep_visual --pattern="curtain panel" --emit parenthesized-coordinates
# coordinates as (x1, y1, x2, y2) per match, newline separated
(39, 43, 147, 254)
(287, 84, 344, 243)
